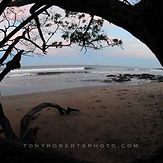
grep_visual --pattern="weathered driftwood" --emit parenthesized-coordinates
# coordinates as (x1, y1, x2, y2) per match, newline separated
(0, 103, 89, 163)
(21, 127, 39, 144)
(20, 102, 80, 139)
(0, 102, 79, 144)
(0, 103, 18, 141)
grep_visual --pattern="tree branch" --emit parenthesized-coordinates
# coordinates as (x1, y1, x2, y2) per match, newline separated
(0, 5, 50, 48)
(30, 4, 47, 52)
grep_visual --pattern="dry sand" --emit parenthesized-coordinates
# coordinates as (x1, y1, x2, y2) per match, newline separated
(1, 82, 163, 163)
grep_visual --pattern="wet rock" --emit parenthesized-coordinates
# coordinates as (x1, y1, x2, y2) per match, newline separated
(112, 74, 131, 82)
(106, 73, 163, 83)
(137, 73, 155, 80)
(157, 76, 163, 82)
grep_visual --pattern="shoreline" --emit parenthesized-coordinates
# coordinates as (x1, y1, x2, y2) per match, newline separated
(0, 80, 155, 97)
(1, 84, 108, 97)
(1, 82, 163, 162)
(2, 65, 163, 96)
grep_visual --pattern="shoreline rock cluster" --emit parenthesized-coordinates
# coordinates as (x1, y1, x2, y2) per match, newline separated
(105, 73, 163, 83)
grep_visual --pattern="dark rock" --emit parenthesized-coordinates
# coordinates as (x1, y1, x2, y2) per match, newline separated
(112, 74, 131, 82)
(138, 73, 155, 80)
(106, 73, 163, 83)
(157, 76, 163, 82)
(123, 74, 134, 78)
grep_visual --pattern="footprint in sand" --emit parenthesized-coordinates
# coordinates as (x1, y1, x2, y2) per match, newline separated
(122, 92, 127, 95)
(95, 99, 102, 103)
(120, 97, 126, 100)
(127, 102, 131, 107)
(148, 95, 155, 98)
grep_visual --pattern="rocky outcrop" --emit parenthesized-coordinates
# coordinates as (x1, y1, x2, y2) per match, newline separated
(106, 73, 163, 83)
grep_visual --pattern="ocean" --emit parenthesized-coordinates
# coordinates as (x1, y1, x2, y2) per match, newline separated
(1, 65, 163, 96)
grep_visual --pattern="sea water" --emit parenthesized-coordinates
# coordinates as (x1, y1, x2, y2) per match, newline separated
(1, 65, 163, 96)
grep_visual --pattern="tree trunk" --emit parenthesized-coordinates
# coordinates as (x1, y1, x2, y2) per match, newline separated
(131, 0, 163, 66)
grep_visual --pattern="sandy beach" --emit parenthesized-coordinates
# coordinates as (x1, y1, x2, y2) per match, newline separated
(1, 82, 163, 163)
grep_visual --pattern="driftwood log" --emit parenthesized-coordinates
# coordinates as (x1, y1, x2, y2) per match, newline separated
(20, 102, 79, 143)
(0, 102, 89, 163)
(0, 102, 79, 143)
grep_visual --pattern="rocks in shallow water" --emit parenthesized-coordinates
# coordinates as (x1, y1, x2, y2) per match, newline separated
(137, 73, 155, 80)
(106, 73, 163, 83)
(157, 76, 163, 82)
(112, 74, 131, 82)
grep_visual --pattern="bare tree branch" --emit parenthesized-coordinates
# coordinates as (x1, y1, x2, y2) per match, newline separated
(0, 5, 50, 48)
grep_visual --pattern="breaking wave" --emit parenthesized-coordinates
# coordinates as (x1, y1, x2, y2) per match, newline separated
(6, 67, 87, 77)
